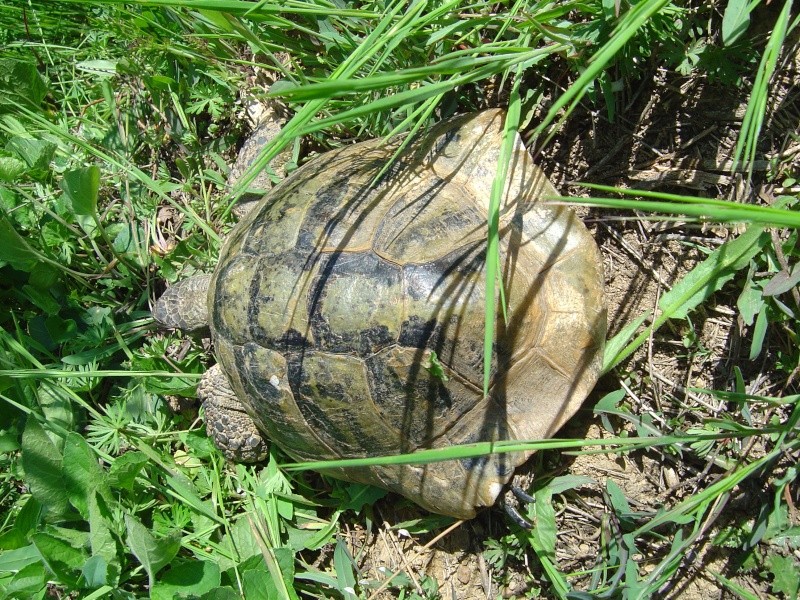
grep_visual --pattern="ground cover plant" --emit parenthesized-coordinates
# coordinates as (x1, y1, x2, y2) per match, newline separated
(0, 0, 798, 598)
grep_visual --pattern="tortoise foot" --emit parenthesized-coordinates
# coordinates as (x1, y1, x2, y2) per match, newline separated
(502, 484, 537, 529)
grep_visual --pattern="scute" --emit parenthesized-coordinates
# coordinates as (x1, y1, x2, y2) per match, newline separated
(373, 177, 486, 264)
(364, 345, 483, 448)
(212, 255, 260, 346)
(308, 251, 403, 355)
(208, 109, 606, 519)
(249, 255, 315, 348)
(224, 340, 328, 463)
(286, 351, 402, 457)
(401, 246, 492, 386)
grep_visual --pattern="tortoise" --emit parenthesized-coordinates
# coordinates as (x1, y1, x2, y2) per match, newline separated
(154, 109, 606, 520)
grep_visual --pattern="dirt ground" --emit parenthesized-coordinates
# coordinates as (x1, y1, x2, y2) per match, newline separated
(326, 50, 800, 599)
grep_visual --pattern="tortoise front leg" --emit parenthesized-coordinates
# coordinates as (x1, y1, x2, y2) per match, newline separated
(198, 364, 267, 463)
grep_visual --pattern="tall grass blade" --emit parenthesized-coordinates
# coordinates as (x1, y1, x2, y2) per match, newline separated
(604, 223, 771, 370)
(532, 0, 673, 141)
(732, 0, 793, 175)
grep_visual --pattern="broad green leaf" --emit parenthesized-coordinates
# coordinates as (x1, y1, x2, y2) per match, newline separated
(21, 418, 70, 517)
(45, 315, 78, 345)
(21, 284, 61, 315)
(749, 305, 768, 360)
(601, 0, 617, 19)
(524, 486, 568, 596)
(224, 517, 261, 566)
(605, 479, 631, 516)
(241, 561, 271, 600)
(0, 497, 41, 550)
(261, 545, 299, 600)
(31, 532, 85, 587)
(294, 570, 340, 588)
(81, 555, 108, 589)
(531, 487, 556, 560)
(736, 277, 763, 326)
(623, 545, 648, 597)
(594, 388, 628, 432)
(151, 560, 221, 600)
(0, 155, 26, 181)
(333, 540, 357, 600)
(658, 229, 769, 320)
(87, 494, 118, 578)
(63, 433, 106, 518)
(199, 587, 241, 600)
(765, 554, 800, 598)
(5, 137, 55, 171)
(124, 514, 181, 587)
(546, 475, 595, 495)
(0, 544, 41, 572)
(60, 167, 100, 217)
(0, 58, 47, 109)
(108, 222, 145, 264)
(339, 483, 387, 512)
(0, 431, 19, 453)
(288, 513, 340, 552)
(0, 185, 15, 209)
(36, 382, 75, 434)
(1, 561, 47, 598)
(594, 389, 627, 413)
(722, 0, 750, 45)
(0, 215, 41, 272)
(763, 263, 800, 296)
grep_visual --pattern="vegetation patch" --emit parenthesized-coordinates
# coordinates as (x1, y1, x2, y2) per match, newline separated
(0, 1, 797, 598)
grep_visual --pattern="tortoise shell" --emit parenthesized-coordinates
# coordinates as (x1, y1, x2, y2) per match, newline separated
(208, 109, 606, 519)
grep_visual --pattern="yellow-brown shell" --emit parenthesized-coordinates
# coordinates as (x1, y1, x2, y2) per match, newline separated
(209, 110, 606, 519)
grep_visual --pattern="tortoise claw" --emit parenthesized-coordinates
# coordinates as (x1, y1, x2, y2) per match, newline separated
(503, 501, 533, 529)
(511, 484, 536, 504)
(502, 485, 536, 529)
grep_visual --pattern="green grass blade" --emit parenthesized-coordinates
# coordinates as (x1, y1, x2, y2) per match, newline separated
(631, 446, 787, 537)
(532, 0, 673, 140)
(732, 0, 793, 174)
(283, 428, 777, 472)
(566, 185, 800, 228)
(604, 223, 771, 370)
(62, 0, 380, 18)
(482, 87, 522, 395)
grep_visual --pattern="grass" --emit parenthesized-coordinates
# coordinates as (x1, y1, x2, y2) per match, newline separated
(1, 0, 799, 598)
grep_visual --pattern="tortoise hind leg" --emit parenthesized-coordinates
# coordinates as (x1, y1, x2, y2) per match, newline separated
(198, 364, 268, 463)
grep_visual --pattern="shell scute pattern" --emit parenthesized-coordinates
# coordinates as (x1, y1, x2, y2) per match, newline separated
(400, 247, 492, 384)
(206, 110, 606, 518)
(365, 346, 473, 447)
(287, 352, 402, 458)
(307, 251, 403, 356)
(229, 341, 327, 463)
(251, 257, 315, 349)
(373, 177, 486, 265)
